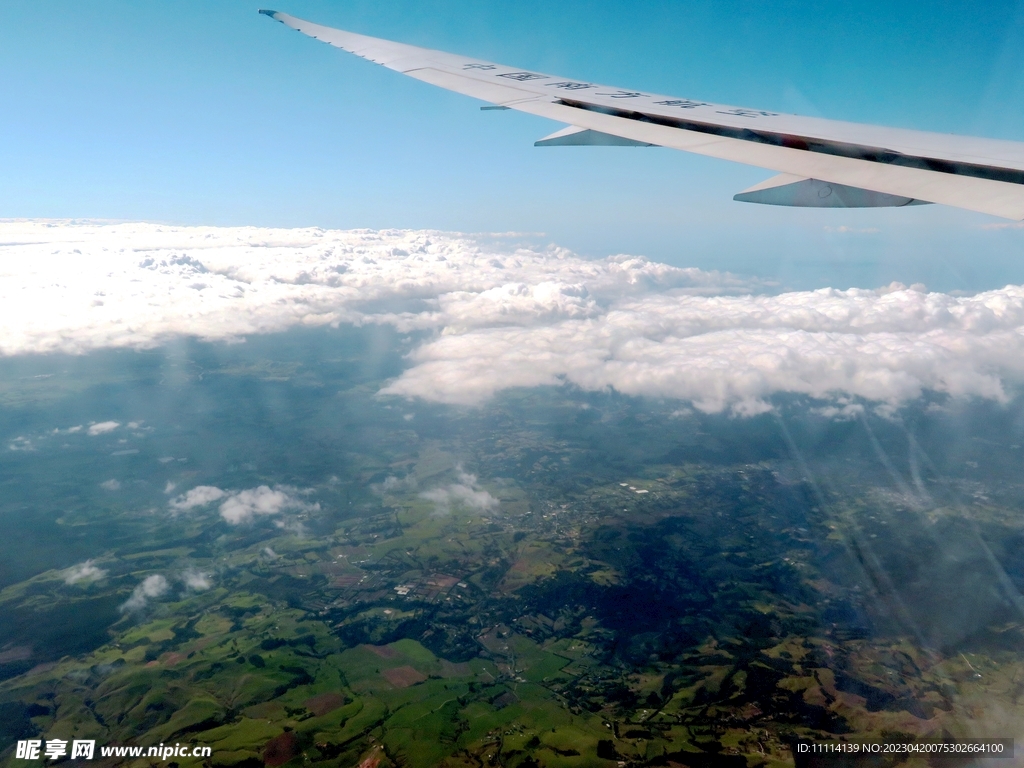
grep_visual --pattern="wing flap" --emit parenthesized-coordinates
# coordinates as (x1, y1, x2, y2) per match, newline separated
(734, 174, 928, 208)
(516, 101, 1024, 219)
(535, 126, 656, 146)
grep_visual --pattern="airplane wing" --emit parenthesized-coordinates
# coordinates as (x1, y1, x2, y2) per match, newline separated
(260, 9, 1024, 219)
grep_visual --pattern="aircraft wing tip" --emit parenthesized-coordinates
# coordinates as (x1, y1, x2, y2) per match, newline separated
(258, 9, 280, 19)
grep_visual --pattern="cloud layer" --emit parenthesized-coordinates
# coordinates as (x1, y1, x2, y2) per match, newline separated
(385, 285, 1024, 413)
(4, 220, 1024, 413)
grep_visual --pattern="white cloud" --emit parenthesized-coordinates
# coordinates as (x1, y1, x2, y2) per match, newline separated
(273, 517, 308, 537)
(87, 421, 120, 436)
(168, 484, 317, 523)
(380, 474, 416, 494)
(6, 221, 1024, 414)
(381, 282, 1024, 414)
(99, 479, 121, 491)
(218, 485, 318, 524)
(164, 481, 177, 494)
(169, 485, 226, 511)
(121, 574, 169, 612)
(421, 469, 499, 515)
(64, 560, 107, 585)
(0, 221, 752, 352)
(811, 398, 866, 421)
(181, 569, 211, 591)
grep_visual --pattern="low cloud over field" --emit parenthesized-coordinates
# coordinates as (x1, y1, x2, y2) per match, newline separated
(4, 220, 1024, 414)
(421, 470, 499, 515)
(121, 574, 169, 612)
(181, 569, 212, 591)
(64, 560, 107, 585)
(169, 484, 318, 524)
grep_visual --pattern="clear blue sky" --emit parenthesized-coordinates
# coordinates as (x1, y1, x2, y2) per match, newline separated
(4, 0, 1024, 290)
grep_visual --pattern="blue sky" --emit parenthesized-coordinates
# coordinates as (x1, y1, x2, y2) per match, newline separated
(4, 0, 1024, 290)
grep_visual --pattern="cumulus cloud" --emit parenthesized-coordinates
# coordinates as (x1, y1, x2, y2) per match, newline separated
(64, 560, 107, 585)
(181, 569, 211, 591)
(87, 421, 120, 436)
(99, 479, 121, 491)
(218, 485, 318, 524)
(421, 469, 499, 515)
(121, 574, 169, 612)
(381, 282, 1024, 414)
(168, 484, 317, 523)
(169, 485, 227, 511)
(811, 399, 866, 421)
(7, 221, 1024, 414)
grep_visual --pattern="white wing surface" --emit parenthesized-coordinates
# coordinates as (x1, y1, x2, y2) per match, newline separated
(260, 9, 1024, 219)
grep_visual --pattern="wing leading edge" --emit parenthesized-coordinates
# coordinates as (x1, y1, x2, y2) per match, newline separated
(259, 9, 1024, 219)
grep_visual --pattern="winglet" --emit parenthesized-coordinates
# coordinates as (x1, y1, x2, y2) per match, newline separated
(258, 9, 280, 20)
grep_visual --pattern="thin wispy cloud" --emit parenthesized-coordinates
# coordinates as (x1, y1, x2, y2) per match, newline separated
(979, 221, 1024, 230)
(121, 574, 169, 612)
(823, 225, 880, 234)
(421, 469, 499, 515)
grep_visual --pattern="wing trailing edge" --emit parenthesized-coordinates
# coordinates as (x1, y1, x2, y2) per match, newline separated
(260, 9, 1024, 219)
